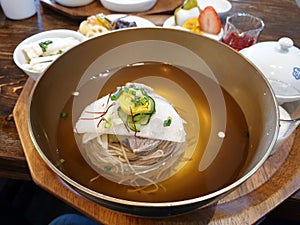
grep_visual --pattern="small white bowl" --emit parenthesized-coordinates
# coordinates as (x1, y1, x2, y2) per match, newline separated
(13, 29, 86, 80)
(100, 0, 157, 13)
(163, 16, 223, 41)
(197, 0, 232, 18)
(55, 0, 95, 7)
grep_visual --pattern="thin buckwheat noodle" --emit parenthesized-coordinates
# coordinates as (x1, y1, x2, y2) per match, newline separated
(75, 83, 186, 189)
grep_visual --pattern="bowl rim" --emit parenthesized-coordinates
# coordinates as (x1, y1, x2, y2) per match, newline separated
(28, 27, 279, 209)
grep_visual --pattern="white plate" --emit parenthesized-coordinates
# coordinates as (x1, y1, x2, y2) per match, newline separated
(106, 14, 156, 28)
(163, 16, 223, 41)
(100, 0, 157, 13)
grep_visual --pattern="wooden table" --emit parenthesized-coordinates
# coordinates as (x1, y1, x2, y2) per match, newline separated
(1, 0, 300, 224)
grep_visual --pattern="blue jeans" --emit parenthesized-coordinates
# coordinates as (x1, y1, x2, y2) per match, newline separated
(49, 214, 101, 225)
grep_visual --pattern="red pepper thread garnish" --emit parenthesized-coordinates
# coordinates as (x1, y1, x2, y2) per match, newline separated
(80, 99, 115, 128)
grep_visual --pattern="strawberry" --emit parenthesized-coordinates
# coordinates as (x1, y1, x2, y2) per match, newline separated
(198, 6, 222, 35)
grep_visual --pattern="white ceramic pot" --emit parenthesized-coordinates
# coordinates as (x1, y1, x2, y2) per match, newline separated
(240, 37, 300, 104)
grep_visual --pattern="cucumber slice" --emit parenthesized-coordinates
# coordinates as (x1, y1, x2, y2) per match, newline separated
(117, 107, 128, 124)
(127, 118, 141, 132)
(117, 94, 156, 132)
(133, 114, 152, 125)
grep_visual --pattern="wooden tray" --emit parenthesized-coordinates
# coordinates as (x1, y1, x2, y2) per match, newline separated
(13, 78, 300, 224)
(40, 0, 183, 20)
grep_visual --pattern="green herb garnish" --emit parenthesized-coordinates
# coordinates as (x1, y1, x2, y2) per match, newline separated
(110, 88, 123, 101)
(130, 95, 150, 107)
(104, 166, 111, 173)
(60, 112, 68, 118)
(163, 116, 172, 127)
(39, 40, 53, 53)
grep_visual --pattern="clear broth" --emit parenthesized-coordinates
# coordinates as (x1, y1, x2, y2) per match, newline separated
(57, 62, 249, 203)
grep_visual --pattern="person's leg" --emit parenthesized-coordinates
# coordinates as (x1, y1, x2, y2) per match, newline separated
(49, 214, 100, 225)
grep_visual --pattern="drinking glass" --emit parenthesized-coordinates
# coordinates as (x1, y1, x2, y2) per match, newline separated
(221, 13, 264, 51)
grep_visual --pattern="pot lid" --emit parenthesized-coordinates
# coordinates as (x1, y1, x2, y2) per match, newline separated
(240, 37, 300, 104)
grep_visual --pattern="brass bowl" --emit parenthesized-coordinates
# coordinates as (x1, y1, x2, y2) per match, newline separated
(29, 28, 279, 217)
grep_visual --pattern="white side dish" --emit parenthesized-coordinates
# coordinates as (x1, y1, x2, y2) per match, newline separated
(13, 29, 86, 80)
(21, 37, 80, 73)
